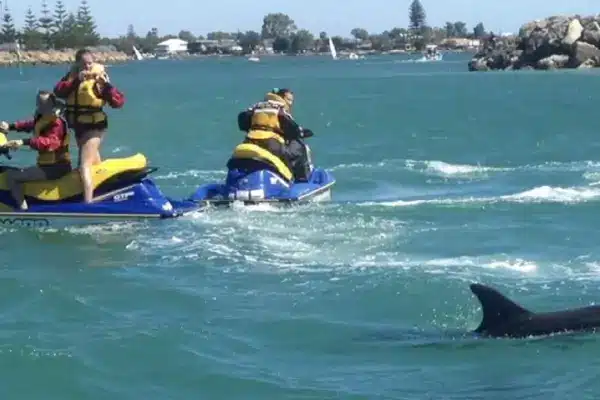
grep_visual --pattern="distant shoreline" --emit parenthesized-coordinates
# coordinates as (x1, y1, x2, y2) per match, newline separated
(0, 49, 129, 68)
(1, 48, 475, 68)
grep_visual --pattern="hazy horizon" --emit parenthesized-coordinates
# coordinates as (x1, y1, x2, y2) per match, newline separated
(4, 0, 599, 38)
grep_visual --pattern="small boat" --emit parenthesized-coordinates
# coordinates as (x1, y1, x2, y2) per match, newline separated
(415, 44, 443, 62)
(189, 140, 335, 207)
(248, 56, 260, 62)
(0, 133, 200, 228)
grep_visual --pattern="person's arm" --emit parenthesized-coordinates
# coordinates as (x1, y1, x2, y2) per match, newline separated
(278, 110, 303, 140)
(237, 110, 252, 132)
(53, 72, 80, 99)
(24, 119, 65, 152)
(9, 119, 35, 133)
(100, 82, 125, 109)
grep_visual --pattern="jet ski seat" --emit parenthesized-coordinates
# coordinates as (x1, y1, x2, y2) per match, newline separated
(226, 143, 293, 182)
(0, 153, 150, 202)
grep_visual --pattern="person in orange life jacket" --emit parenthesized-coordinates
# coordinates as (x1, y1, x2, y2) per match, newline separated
(237, 88, 313, 181)
(0, 91, 72, 210)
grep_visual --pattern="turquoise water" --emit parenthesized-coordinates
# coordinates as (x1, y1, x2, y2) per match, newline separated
(2, 53, 600, 398)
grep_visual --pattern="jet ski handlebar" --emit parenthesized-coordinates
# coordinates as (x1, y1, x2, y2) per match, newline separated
(300, 128, 314, 139)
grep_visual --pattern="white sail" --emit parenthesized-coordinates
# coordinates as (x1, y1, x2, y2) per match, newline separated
(328, 37, 337, 60)
(133, 45, 144, 60)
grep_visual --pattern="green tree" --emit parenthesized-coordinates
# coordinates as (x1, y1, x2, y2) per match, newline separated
(76, 0, 100, 46)
(408, 0, 426, 35)
(122, 24, 138, 52)
(21, 7, 44, 50)
(39, 0, 54, 48)
(261, 13, 296, 39)
(389, 27, 408, 39)
(331, 36, 343, 50)
(61, 12, 78, 48)
(238, 30, 260, 53)
(51, 0, 67, 48)
(350, 28, 369, 41)
(444, 22, 455, 37)
(368, 33, 392, 51)
(1, 9, 17, 43)
(178, 30, 195, 42)
(473, 22, 485, 38)
(453, 21, 467, 37)
(206, 31, 233, 40)
(139, 27, 160, 52)
(272, 36, 290, 53)
(289, 29, 314, 53)
(389, 27, 408, 47)
(428, 27, 446, 44)
(126, 24, 136, 40)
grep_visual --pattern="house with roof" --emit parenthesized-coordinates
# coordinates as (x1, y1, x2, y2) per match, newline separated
(154, 38, 188, 56)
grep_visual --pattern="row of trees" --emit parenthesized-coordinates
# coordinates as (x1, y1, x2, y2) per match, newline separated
(2, 0, 99, 50)
(3, 0, 490, 55)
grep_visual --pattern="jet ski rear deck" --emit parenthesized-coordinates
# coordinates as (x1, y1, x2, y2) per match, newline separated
(189, 142, 335, 207)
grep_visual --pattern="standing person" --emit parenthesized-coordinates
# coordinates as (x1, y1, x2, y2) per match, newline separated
(53, 48, 126, 203)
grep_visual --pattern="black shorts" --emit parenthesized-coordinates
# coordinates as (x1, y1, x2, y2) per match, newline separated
(72, 119, 108, 140)
(35, 164, 72, 180)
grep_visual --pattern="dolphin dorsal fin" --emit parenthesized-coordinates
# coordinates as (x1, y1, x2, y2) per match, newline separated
(470, 283, 532, 333)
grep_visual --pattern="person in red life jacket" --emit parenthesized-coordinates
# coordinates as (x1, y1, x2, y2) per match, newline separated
(0, 91, 72, 210)
(53, 48, 125, 203)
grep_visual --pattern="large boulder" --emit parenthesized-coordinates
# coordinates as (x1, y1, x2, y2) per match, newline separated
(469, 14, 600, 71)
(537, 54, 570, 69)
(570, 41, 600, 66)
(581, 20, 600, 47)
(562, 18, 583, 45)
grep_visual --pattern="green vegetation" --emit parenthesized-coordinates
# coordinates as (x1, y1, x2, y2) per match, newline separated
(4, 0, 489, 55)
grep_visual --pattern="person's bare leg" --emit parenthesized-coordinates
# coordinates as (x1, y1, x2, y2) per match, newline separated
(94, 131, 104, 164)
(76, 134, 85, 169)
(79, 130, 104, 203)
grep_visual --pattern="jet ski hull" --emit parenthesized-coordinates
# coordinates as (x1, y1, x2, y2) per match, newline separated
(189, 167, 335, 207)
(0, 178, 200, 228)
(0, 151, 203, 228)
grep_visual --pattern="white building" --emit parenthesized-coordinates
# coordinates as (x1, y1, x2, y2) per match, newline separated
(154, 38, 188, 56)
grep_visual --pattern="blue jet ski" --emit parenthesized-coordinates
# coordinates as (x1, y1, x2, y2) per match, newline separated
(189, 133, 335, 206)
(0, 132, 201, 228)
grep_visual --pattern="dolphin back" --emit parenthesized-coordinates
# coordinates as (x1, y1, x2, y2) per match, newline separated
(470, 283, 532, 334)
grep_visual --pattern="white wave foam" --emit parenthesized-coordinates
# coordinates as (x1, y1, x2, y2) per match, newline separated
(362, 185, 600, 207)
(405, 160, 501, 178)
(330, 158, 600, 181)
(154, 169, 226, 180)
(329, 161, 388, 171)
(502, 186, 600, 203)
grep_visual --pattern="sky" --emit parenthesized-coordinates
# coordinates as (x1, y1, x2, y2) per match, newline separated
(4, 0, 599, 38)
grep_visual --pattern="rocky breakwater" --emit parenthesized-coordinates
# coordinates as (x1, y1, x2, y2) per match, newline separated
(469, 15, 600, 71)
(0, 48, 131, 67)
